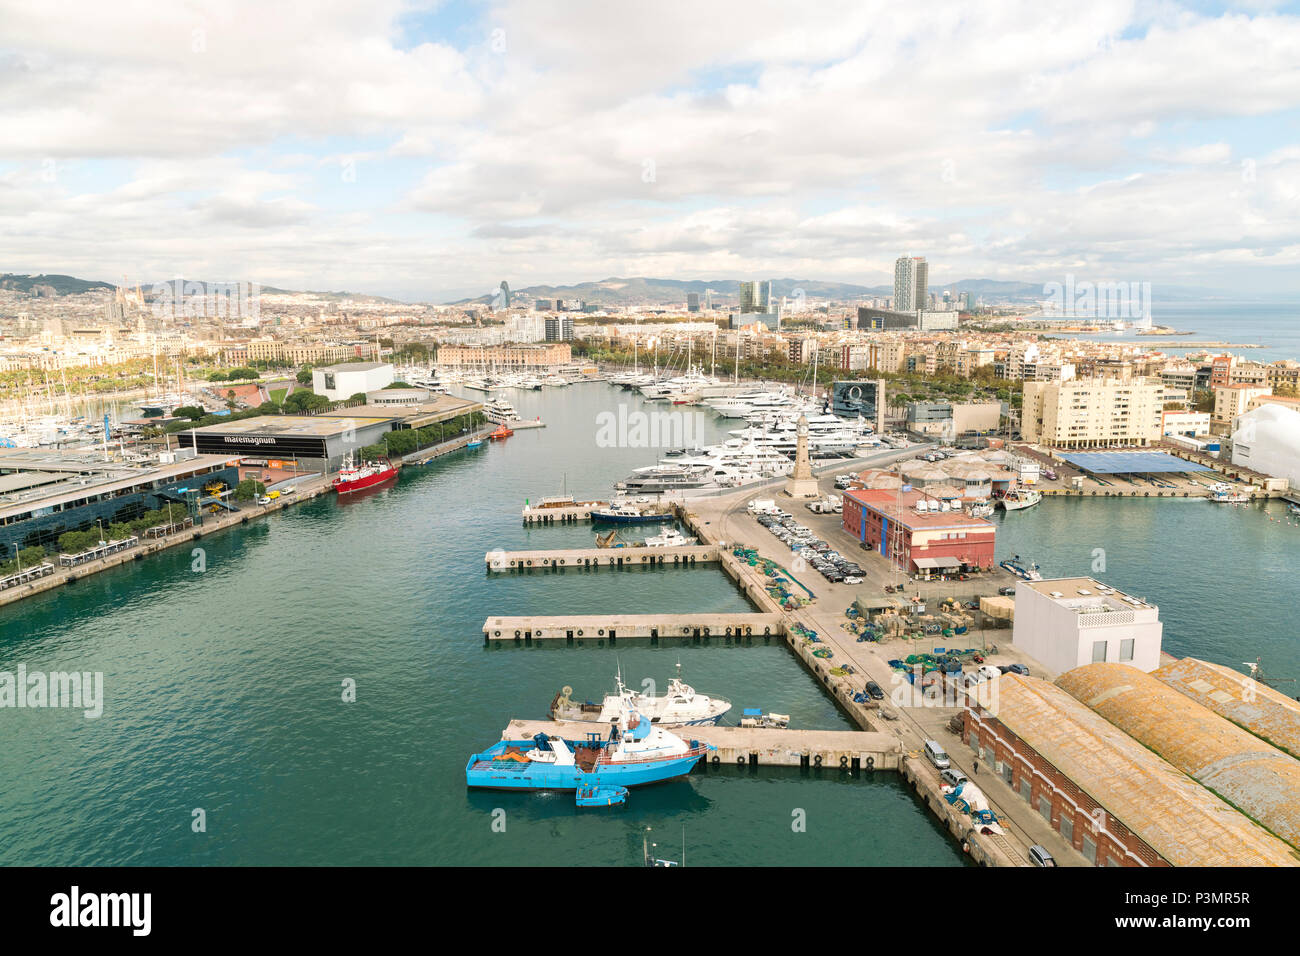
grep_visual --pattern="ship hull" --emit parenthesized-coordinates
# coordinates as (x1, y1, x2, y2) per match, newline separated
(466, 741, 704, 790)
(333, 469, 397, 494)
(590, 510, 675, 524)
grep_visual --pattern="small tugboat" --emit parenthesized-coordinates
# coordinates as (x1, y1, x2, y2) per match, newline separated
(575, 784, 628, 808)
(332, 452, 397, 494)
(488, 424, 514, 441)
(999, 555, 1043, 581)
(551, 665, 731, 726)
(644, 528, 697, 547)
(738, 709, 790, 729)
(465, 707, 708, 792)
(1207, 481, 1251, 503)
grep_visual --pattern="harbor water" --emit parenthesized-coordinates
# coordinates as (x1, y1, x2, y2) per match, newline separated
(0, 384, 965, 866)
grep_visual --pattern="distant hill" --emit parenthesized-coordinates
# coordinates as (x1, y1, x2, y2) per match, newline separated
(0, 273, 115, 296)
(450, 276, 887, 307)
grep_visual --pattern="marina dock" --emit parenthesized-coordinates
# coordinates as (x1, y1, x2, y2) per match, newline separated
(484, 612, 784, 641)
(501, 719, 901, 769)
(485, 545, 718, 570)
(520, 501, 609, 523)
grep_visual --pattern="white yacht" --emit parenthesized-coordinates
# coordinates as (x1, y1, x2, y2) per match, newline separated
(644, 528, 697, 547)
(484, 398, 519, 424)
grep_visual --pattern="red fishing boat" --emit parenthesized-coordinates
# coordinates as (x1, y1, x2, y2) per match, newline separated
(332, 452, 397, 494)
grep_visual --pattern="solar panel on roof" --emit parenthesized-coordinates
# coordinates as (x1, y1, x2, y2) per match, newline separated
(1056, 451, 1212, 474)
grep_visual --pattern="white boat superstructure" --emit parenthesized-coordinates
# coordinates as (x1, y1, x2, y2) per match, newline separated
(644, 528, 697, 547)
(551, 668, 732, 727)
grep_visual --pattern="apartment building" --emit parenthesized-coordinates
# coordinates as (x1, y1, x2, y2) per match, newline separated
(1022, 378, 1164, 448)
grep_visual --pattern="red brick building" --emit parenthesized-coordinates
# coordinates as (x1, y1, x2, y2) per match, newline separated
(841, 488, 996, 575)
(962, 676, 1297, 866)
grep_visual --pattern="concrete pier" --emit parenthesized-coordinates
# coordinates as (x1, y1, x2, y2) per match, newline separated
(520, 502, 608, 524)
(484, 612, 784, 641)
(485, 545, 718, 570)
(502, 719, 902, 770)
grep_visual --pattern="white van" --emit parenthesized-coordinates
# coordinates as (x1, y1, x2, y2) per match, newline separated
(924, 740, 950, 770)
(748, 499, 777, 515)
(977, 664, 1002, 682)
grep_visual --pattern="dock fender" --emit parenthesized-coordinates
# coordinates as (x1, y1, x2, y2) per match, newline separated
(737, 755, 746, 765)
(598, 629, 605, 636)
(494, 630, 501, 637)
(683, 627, 690, 635)
(514, 630, 521, 638)
(703, 627, 710, 636)
(527, 560, 533, 566)
(577, 629, 584, 636)
(745, 625, 752, 635)
(866, 756, 875, 770)
(711, 755, 719, 765)
(725, 626, 733, 636)
(813, 754, 822, 766)
(840, 755, 848, 768)
(764, 626, 770, 635)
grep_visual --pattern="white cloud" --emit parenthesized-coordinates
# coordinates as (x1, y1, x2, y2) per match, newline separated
(0, 0, 1297, 298)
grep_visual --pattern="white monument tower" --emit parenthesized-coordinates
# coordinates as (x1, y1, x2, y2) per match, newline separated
(784, 414, 820, 499)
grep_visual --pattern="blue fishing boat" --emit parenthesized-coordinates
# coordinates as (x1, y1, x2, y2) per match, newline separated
(466, 439, 486, 449)
(575, 784, 628, 807)
(589, 505, 674, 524)
(466, 710, 709, 792)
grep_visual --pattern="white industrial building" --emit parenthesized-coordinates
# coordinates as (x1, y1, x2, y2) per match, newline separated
(312, 361, 394, 401)
(1231, 403, 1300, 490)
(1012, 577, 1163, 675)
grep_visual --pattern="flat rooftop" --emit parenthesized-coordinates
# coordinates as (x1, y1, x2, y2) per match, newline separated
(186, 414, 397, 438)
(846, 488, 995, 531)
(1056, 450, 1210, 474)
(0, 448, 240, 517)
(1023, 576, 1154, 611)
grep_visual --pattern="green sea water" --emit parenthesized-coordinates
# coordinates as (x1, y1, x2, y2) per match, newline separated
(0, 385, 966, 866)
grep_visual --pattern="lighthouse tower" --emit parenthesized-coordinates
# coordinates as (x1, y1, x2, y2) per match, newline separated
(784, 414, 820, 499)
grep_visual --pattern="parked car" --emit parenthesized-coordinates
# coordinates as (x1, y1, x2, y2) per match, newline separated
(940, 768, 968, 789)
(998, 586, 1016, 596)
(864, 681, 885, 700)
(1000, 663, 1030, 676)
(1028, 845, 1057, 867)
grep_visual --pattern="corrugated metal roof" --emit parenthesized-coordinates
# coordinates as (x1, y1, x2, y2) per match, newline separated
(1156, 658, 1300, 761)
(984, 675, 1298, 866)
(1057, 663, 1300, 853)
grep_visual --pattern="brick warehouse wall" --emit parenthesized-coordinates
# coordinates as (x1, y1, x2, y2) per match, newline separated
(962, 707, 1165, 867)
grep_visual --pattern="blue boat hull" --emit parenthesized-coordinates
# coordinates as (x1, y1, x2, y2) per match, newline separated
(466, 740, 703, 791)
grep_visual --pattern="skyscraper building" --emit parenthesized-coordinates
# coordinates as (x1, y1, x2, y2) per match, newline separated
(893, 256, 928, 313)
(738, 280, 772, 313)
(686, 292, 700, 312)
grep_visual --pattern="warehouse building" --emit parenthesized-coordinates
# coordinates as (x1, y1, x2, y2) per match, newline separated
(842, 487, 996, 575)
(964, 675, 1298, 866)
(1156, 657, 1300, 760)
(176, 415, 399, 472)
(1057, 663, 1300, 851)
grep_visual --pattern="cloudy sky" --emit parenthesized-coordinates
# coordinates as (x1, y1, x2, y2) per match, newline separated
(1, 0, 1298, 301)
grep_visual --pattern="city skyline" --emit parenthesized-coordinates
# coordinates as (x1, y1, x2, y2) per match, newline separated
(3, 2, 1299, 302)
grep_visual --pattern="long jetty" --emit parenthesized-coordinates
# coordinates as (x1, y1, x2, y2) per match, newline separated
(485, 545, 718, 571)
(503, 719, 901, 770)
(484, 612, 784, 642)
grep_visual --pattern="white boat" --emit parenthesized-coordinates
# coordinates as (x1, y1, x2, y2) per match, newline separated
(484, 398, 519, 424)
(968, 499, 994, 518)
(644, 528, 697, 547)
(998, 488, 1042, 511)
(1207, 481, 1251, 503)
(551, 667, 731, 727)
